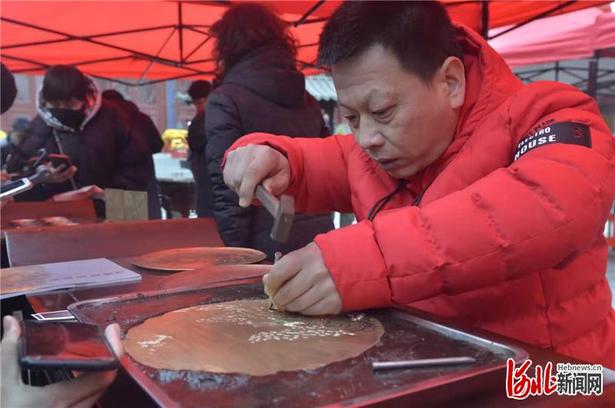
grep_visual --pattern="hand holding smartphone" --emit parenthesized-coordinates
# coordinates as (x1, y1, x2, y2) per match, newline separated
(25, 153, 72, 172)
(47, 154, 72, 172)
(1, 316, 122, 408)
(19, 321, 119, 371)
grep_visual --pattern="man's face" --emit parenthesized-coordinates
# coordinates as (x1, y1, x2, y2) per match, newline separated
(44, 98, 84, 110)
(332, 44, 462, 179)
(193, 98, 207, 113)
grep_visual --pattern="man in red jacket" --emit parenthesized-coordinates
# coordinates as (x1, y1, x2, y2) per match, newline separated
(223, 2, 615, 367)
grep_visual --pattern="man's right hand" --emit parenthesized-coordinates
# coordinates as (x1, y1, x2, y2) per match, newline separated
(223, 144, 291, 207)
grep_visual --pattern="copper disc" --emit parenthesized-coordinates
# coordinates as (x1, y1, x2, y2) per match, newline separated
(157, 264, 271, 290)
(124, 299, 384, 376)
(131, 247, 267, 272)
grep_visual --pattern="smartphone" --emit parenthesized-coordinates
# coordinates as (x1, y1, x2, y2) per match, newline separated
(47, 154, 72, 170)
(20, 321, 119, 371)
(0, 177, 33, 200)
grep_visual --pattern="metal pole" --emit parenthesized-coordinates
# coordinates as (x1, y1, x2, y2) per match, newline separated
(481, 1, 490, 40)
(488, 1, 576, 41)
(166, 80, 177, 129)
(178, 2, 184, 64)
(587, 53, 598, 97)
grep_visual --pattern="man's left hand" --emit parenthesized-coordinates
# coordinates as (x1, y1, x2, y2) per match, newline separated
(264, 242, 342, 315)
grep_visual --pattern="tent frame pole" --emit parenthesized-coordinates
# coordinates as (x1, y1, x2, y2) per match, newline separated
(294, 0, 326, 27)
(178, 2, 184, 64)
(481, 1, 490, 39)
(0, 23, 176, 50)
(587, 52, 599, 97)
(488, 1, 577, 40)
(0, 16, 202, 73)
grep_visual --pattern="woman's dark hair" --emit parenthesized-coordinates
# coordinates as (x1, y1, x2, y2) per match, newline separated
(318, 1, 463, 82)
(42, 65, 90, 102)
(210, 3, 297, 76)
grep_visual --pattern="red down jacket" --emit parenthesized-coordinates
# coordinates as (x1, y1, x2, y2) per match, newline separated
(227, 26, 615, 368)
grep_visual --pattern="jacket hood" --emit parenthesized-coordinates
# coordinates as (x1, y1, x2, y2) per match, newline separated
(407, 24, 524, 191)
(36, 75, 102, 132)
(222, 45, 307, 108)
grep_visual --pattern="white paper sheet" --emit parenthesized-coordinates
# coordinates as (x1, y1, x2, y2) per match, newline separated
(0, 258, 142, 299)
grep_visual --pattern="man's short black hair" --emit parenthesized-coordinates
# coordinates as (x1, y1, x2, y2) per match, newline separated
(318, 1, 463, 82)
(102, 89, 125, 101)
(42, 65, 89, 102)
(187, 80, 212, 100)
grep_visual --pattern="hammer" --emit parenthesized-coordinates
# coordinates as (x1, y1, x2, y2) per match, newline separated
(255, 184, 294, 243)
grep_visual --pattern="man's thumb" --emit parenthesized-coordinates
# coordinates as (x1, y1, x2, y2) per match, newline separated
(2, 315, 21, 343)
(262, 175, 287, 196)
(1, 315, 23, 383)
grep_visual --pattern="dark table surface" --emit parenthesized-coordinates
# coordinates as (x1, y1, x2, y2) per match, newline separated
(8, 217, 613, 407)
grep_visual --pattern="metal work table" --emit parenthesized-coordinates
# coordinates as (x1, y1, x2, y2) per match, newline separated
(4, 218, 613, 407)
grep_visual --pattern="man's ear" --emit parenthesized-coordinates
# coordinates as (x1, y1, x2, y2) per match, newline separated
(439, 56, 465, 109)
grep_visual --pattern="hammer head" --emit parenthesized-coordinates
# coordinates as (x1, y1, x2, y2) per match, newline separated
(270, 195, 294, 243)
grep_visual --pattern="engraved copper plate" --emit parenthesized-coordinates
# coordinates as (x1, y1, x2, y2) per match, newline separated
(131, 247, 267, 272)
(123, 299, 384, 376)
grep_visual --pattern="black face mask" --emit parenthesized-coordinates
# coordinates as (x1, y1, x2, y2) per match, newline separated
(49, 107, 86, 131)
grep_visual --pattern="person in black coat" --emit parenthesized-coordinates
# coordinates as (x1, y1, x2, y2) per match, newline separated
(206, 3, 334, 260)
(1, 63, 17, 115)
(102, 89, 163, 219)
(6, 65, 151, 202)
(186, 80, 214, 217)
(102, 90, 163, 154)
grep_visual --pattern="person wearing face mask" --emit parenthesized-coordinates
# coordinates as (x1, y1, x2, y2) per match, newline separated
(6, 65, 152, 202)
(222, 1, 615, 369)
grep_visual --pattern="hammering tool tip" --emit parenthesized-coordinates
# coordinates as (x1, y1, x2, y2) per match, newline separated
(268, 252, 283, 310)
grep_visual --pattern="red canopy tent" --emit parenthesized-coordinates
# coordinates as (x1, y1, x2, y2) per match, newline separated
(490, 5, 615, 67)
(0, 1, 608, 85)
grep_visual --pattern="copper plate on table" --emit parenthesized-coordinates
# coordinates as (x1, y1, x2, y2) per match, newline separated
(158, 264, 271, 289)
(10, 218, 41, 228)
(131, 247, 267, 272)
(42, 216, 78, 226)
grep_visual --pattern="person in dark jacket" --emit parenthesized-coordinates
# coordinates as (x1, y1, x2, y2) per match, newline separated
(7, 65, 151, 202)
(1, 118, 30, 171)
(102, 89, 163, 219)
(186, 80, 214, 217)
(102, 90, 163, 154)
(1, 63, 17, 115)
(206, 3, 334, 260)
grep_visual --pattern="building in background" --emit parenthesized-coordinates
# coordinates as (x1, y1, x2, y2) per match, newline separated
(2, 62, 613, 136)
